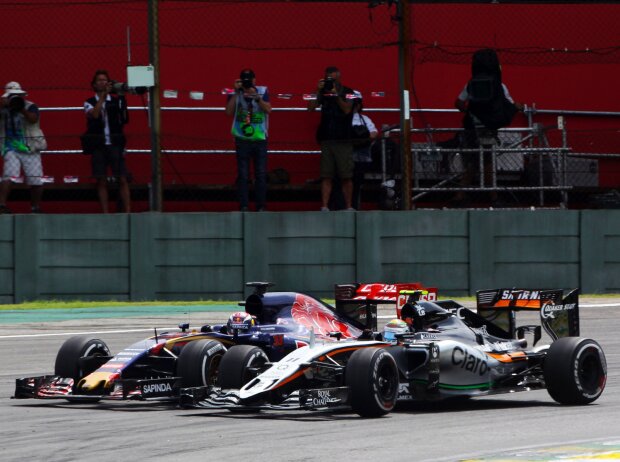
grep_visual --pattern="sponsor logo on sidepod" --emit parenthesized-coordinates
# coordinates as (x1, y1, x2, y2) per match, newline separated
(452, 346, 489, 376)
(398, 383, 413, 400)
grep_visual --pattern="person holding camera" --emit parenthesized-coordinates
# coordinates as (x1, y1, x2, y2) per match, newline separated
(83, 69, 131, 213)
(225, 69, 272, 212)
(308, 66, 355, 211)
(0, 81, 46, 214)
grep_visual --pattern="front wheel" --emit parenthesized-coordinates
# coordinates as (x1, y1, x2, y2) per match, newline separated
(54, 336, 111, 381)
(346, 347, 399, 417)
(544, 337, 607, 405)
(177, 340, 226, 388)
(54, 336, 111, 402)
(217, 345, 269, 389)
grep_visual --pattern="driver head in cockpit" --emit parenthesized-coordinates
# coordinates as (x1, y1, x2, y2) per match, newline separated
(226, 311, 257, 334)
(383, 318, 409, 343)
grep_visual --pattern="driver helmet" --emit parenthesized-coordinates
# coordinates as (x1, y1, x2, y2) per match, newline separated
(226, 311, 256, 334)
(383, 318, 409, 343)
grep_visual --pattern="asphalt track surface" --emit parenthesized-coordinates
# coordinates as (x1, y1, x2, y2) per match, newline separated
(1, 300, 619, 462)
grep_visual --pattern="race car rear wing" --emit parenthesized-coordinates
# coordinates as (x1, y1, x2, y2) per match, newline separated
(335, 283, 438, 331)
(476, 288, 580, 341)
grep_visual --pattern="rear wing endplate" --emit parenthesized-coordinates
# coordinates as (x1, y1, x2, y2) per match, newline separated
(476, 288, 579, 340)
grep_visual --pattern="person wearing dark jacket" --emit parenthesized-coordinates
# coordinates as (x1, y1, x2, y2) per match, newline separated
(84, 69, 130, 213)
(308, 66, 355, 211)
(453, 49, 523, 206)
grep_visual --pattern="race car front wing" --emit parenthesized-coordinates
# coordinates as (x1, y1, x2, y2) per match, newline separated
(180, 385, 351, 412)
(13, 375, 180, 401)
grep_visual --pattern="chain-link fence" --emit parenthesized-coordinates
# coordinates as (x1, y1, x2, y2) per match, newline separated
(0, 1, 618, 212)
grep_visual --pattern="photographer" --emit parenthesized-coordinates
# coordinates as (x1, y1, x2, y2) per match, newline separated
(225, 69, 272, 212)
(308, 66, 355, 211)
(84, 69, 130, 213)
(0, 81, 46, 214)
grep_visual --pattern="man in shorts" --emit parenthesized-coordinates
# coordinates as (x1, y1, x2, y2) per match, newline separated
(308, 66, 355, 211)
(0, 81, 46, 214)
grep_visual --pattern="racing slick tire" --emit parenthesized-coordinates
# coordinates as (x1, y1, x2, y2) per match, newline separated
(177, 340, 226, 388)
(54, 336, 111, 402)
(217, 345, 269, 390)
(544, 337, 607, 405)
(346, 347, 398, 418)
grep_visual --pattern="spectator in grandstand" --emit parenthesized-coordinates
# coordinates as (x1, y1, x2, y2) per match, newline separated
(225, 69, 272, 212)
(350, 91, 378, 210)
(453, 48, 523, 206)
(84, 69, 131, 213)
(0, 81, 46, 214)
(308, 66, 355, 211)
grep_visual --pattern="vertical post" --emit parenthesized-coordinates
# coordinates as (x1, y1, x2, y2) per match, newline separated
(398, 0, 413, 210)
(560, 117, 568, 207)
(148, 0, 163, 211)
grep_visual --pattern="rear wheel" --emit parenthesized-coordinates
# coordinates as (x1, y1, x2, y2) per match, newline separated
(177, 340, 226, 388)
(54, 336, 111, 402)
(217, 345, 268, 389)
(346, 347, 398, 417)
(544, 337, 607, 405)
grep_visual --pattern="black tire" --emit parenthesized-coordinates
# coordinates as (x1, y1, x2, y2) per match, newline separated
(177, 340, 226, 388)
(346, 347, 399, 418)
(54, 336, 111, 402)
(54, 336, 111, 381)
(544, 337, 607, 405)
(217, 345, 269, 389)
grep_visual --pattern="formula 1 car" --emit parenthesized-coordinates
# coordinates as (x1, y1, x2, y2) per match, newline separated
(13, 281, 432, 402)
(180, 288, 607, 417)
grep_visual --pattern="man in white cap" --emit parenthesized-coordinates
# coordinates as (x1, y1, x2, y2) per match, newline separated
(0, 81, 46, 213)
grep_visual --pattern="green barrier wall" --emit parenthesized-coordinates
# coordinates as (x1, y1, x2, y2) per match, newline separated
(1, 210, 618, 303)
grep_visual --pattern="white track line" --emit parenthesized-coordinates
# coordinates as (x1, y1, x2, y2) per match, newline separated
(0, 328, 177, 339)
(581, 303, 620, 308)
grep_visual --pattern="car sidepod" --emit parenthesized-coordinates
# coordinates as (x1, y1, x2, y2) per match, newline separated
(396, 340, 501, 400)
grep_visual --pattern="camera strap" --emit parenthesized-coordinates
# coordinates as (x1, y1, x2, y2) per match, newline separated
(237, 93, 257, 125)
(355, 113, 368, 129)
(245, 97, 254, 125)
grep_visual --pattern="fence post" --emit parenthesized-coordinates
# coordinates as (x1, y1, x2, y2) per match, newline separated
(148, 0, 163, 212)
(398, 0, 413, 210)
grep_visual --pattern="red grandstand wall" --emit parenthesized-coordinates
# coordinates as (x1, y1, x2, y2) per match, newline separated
(1, 1, 619, 211)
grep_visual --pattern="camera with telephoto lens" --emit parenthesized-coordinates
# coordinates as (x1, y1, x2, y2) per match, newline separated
(323, 77, 335, 93)
(241, 77, 254, 90)
(7, 94, 25, 112)
(110, 80, 147, 95)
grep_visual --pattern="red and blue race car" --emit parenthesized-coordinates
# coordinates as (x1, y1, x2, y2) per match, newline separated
(14, 281, 434, 402)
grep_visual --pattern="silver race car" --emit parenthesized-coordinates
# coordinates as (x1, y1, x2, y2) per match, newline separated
(180, 288, 607, 417)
